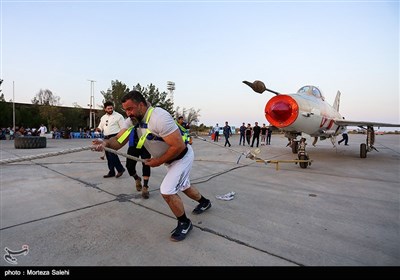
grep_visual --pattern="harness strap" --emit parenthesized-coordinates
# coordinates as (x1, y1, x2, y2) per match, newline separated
(136, 107, 155, 149)
(176, 121, 190, 145)
(117, 126, 134, 144)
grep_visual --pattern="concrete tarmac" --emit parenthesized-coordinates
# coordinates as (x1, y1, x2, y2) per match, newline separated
(0, 133, 399, 266)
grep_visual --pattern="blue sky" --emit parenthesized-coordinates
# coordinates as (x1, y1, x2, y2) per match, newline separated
(1, 0, 399, 128)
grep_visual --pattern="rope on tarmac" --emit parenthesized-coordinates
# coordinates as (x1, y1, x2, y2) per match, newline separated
(190, 132, 262, 164)
(0, 146, 145, 165)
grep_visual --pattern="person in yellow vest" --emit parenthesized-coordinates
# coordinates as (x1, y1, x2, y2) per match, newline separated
(176, 116, 192, 145)
(126, 126, 151, 199)
(92, 90, 211, 242)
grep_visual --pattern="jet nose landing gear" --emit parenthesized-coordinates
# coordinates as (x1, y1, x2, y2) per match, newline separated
(295, 138, 311, 169)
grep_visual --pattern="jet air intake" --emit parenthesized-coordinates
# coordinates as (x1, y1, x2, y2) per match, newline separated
(265, 95, 299, 128)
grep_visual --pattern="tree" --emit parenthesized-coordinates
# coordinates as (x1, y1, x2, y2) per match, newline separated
(100, 80, 130, 113)
(135, 83, 174, 115)
(31, 89, 62, 129)
(101, 81, 174, 115)
(174, 106, 201, 125)
(32, 89, 60, 106)
(0, 79, 12, 127)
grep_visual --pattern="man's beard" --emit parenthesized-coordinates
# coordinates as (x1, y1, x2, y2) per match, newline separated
(129, 115, 143, 123)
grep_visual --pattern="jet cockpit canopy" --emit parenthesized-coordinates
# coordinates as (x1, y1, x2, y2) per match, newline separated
(297, 85, 325, 101)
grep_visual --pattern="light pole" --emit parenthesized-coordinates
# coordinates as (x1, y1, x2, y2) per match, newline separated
(12, 81, 15, 130)
(167, 81, 175, 104)
(87, 79, 96, 128)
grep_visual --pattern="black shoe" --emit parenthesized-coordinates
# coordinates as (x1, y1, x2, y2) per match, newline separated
(170, 220, 193, 242)
(192, 199, 211, 215)
(115, 169, 125, 178)
(103, 173, 115, 178)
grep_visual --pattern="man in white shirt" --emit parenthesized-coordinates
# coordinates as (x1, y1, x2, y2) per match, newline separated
(213, 123, 220, 142)
(96, 101, 126, 178)
(38, 124, 47, 136)
(338, 127, 349, 146)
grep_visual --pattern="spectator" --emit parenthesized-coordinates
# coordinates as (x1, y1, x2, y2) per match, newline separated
(38, 124, 47, 136)
(260, 124, 267, 146)
(239, 122, 246, 146)
(266, 125, 273, 145)
(251, 122, 261, 147)
(213, 123, 220, 142)
(96, 101, 126, 178)
(245, 123, 252, 145)
(223, 121, 232, 147)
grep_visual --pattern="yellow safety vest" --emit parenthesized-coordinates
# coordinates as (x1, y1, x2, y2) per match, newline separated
(176, 121, 191, 145)
(118, 107, 177, 149)
(117, 107, 154, 148)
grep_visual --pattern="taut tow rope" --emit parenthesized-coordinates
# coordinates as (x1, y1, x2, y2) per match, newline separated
(0, 146, 145, 165)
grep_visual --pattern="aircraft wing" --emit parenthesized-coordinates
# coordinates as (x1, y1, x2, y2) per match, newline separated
(334, 119, 400, 128)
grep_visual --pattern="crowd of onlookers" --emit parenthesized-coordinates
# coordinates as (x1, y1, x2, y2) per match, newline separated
(0, 125, 50, 140)
(0, 125, 103, 140)
(210, 122, 274, 147)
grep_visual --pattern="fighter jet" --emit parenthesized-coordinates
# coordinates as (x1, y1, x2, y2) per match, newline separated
(243, 80, 400, 158)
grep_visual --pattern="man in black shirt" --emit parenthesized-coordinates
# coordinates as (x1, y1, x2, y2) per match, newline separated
(223, 121, 232, 147)
(251, 122, 261, 147)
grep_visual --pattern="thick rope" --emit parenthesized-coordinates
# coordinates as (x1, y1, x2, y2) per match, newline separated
(0, 146, 145, 165)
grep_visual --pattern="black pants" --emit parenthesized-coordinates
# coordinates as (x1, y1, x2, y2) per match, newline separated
(126, 146, 151, 177)
(251, 135, 260, 147)
(239, 133, 245, 145)
(104, 134, 125, 174)
(224, 135, 231, 147)
(246, 134, 251, 145)
(267, 134, 272, 144)
(338, 134, 349, 145)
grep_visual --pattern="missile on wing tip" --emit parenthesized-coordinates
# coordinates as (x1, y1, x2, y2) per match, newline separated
(242, 80, 266, 94)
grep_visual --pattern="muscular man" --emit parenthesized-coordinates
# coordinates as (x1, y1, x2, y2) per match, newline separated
(93, 90, 211, 242)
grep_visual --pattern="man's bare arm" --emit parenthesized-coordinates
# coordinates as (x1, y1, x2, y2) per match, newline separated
(92, 128, 129, 151)
(145, 129, 185, 167)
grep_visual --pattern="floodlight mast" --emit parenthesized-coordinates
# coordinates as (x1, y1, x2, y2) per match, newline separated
(167, 81, 175, 104)
(87, 79, 96, 128)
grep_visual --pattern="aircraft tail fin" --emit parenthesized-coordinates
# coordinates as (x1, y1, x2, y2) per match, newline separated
(333, 90, 341, 111)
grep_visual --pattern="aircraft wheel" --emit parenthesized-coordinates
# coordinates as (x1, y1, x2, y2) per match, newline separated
(299, 155, 308, 169)
(360, 143, 367, 158)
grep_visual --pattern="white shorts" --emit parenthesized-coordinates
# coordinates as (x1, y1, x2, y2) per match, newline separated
(160, 145, 194, 195)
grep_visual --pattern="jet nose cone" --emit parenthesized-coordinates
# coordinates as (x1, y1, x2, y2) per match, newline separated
(265, 95, 298, 127)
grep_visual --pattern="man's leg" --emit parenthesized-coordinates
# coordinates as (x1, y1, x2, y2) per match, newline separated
(109, 153, 125, 177)
(127, 147, 142, 191)
(141, 149, 151, 199)
(104, 151, 115, 177)
(162, 194, 192, 242)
